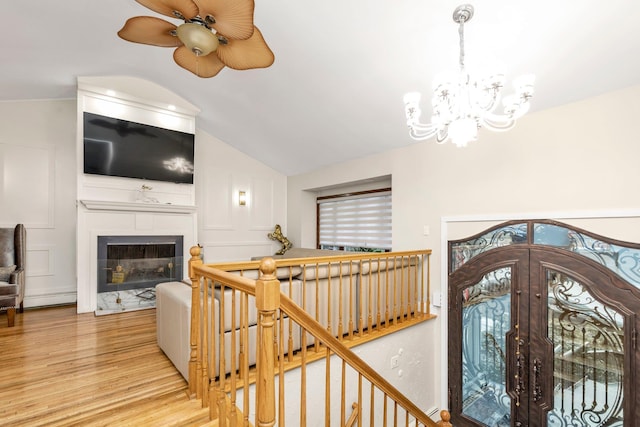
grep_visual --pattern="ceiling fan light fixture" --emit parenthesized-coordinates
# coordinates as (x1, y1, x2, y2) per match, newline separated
(176, 22, 219, 56)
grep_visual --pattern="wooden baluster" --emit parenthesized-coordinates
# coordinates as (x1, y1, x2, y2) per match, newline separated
(348, 261, 354, 340)
(341, 360, 346, 424)
(413, 255, 419, 316)
(391, 256, 398, 326)
(327, 264, 333, 340)
(242, 292, 250, 427)
(278, 315, 285, 426)
(201, 278, 209, 408)
(300, 326, 307, 426)
(383, 394, 388, 427)
(209, 278, 218, 420)
(229, 288, 237, 426)
(376, 260, 381, 330)
(325, 347, 331, 427)
(367, 260, 373, 332)
(369, 383, 375, 426)
(217, 284, 227, 421)
(256, 257, 280, 427)
(426, 254, 431, 316)
(338, 261, 344, 339)
(314, 265, 320, 351)
(385, 258, 390, 326)
(404, 256, 411, 321)
(357, 374, 363, 427)
(357, 267, 364, 337)
(394, 256, 402, 323)
(287, 267, 294, 362)
(188, 245, 203, 398)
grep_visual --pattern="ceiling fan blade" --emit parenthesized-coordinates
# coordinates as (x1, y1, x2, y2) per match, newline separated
(136, 0, 199, 20)
(173, 46, 226, 77)
(118, 16, 182, 47)
(217, 26, 274, 70)
(194, 0, 255, 40)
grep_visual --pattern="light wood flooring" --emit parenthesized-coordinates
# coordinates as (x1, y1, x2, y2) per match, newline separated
(0, 305, 217, 426)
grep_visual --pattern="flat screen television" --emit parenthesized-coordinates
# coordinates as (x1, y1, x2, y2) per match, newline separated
(83, 111, 195, 184)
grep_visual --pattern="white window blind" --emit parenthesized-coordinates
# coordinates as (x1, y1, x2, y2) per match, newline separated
(317, 190, 392, 250)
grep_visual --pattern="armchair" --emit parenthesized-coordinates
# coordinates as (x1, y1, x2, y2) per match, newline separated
(0, 224, 26, 327)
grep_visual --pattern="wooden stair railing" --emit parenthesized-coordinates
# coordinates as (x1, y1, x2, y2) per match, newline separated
(188, 247, 450, 426)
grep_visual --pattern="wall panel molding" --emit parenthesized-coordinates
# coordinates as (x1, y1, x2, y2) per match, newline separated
(249, 177, 274, 231)
(26, 245, 55, 277)
(0, 143, 55, 228)
(202, 171, 233, 230)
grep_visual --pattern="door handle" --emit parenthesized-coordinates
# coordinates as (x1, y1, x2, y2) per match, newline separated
(515, 352, 525, 399)
(532, 357, 543, 402)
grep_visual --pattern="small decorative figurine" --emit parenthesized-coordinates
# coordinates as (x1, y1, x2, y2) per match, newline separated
(137, 184, 159, 203)
(268, 224, 292, 255)
(112, 265, 125, 284)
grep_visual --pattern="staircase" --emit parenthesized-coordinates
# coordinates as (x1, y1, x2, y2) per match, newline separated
(187, 247, 452, 426)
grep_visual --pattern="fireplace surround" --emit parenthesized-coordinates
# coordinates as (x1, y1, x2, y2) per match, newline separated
(76, 199, 197, 314)
(97, 235, 183, 293)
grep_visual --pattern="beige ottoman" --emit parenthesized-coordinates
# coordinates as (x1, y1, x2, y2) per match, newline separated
(156, 281, 196, 380)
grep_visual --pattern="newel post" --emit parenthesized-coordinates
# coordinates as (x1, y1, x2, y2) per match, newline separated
(438, 410, 452, 427)
(188, 245, 203, 398)
(255, 257, 280, 427)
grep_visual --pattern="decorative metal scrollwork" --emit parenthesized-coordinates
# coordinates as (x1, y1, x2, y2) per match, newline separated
(451, 223, 528, 272)
(534, 222, 640, 290)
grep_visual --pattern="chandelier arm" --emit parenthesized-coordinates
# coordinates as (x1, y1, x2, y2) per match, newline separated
(408, 122, 440, 141)
(435, 129, 449, 144)
(478, 115, 516, 132)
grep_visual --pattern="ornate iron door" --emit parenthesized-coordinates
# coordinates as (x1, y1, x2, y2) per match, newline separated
(448, 221, 640, 427)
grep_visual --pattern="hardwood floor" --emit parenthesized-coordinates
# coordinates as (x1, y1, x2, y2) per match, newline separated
(0, 305, 216, 426)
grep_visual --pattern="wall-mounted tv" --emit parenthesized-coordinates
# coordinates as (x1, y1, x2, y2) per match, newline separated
(83, 111, 195, 184)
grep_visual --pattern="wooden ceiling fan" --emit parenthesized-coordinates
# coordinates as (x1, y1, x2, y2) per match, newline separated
(118, 0, 274, 78)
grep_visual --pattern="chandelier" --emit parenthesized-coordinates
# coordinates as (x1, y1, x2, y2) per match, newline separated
(403, 4, 535, 147)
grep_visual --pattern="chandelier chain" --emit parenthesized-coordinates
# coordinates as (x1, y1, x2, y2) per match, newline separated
(458, 17, 465, 70)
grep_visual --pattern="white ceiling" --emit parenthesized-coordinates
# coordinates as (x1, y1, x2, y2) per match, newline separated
(5, 1, 640, 175)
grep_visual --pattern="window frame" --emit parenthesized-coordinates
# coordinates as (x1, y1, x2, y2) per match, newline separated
(316, 187, 392, 252)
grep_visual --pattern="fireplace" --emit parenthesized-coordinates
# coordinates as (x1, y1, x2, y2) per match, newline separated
(97, 235, 184, 294)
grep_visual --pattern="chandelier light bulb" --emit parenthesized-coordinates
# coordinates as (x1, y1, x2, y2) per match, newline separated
(176, 22, 219, 56)
(403, 4, 534, 146)
(448, 118, 477, 147)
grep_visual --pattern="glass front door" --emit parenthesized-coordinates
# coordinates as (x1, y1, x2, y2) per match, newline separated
(544, 269, 625, 426)
(448, 220, 640, 427)
(460, 267, 512, 426)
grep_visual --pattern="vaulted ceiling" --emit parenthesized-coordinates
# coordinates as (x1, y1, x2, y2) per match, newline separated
(5, 1, 640, 175)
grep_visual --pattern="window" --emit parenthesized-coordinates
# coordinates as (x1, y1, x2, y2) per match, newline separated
(317, 188, 392, 252)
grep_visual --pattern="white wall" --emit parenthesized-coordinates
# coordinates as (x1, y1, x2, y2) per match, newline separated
(0, 99, 78, 307)
(287, 84, 640, 412)
(195, 130, 287, 262)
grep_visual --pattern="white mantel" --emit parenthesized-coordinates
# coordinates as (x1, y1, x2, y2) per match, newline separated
(80, 199, 198, 214)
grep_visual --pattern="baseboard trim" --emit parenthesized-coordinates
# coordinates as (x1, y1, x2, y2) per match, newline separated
(24, 292, 77, 308)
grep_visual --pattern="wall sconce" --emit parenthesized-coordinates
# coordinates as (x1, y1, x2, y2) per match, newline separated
(238, 191, 247, 206)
